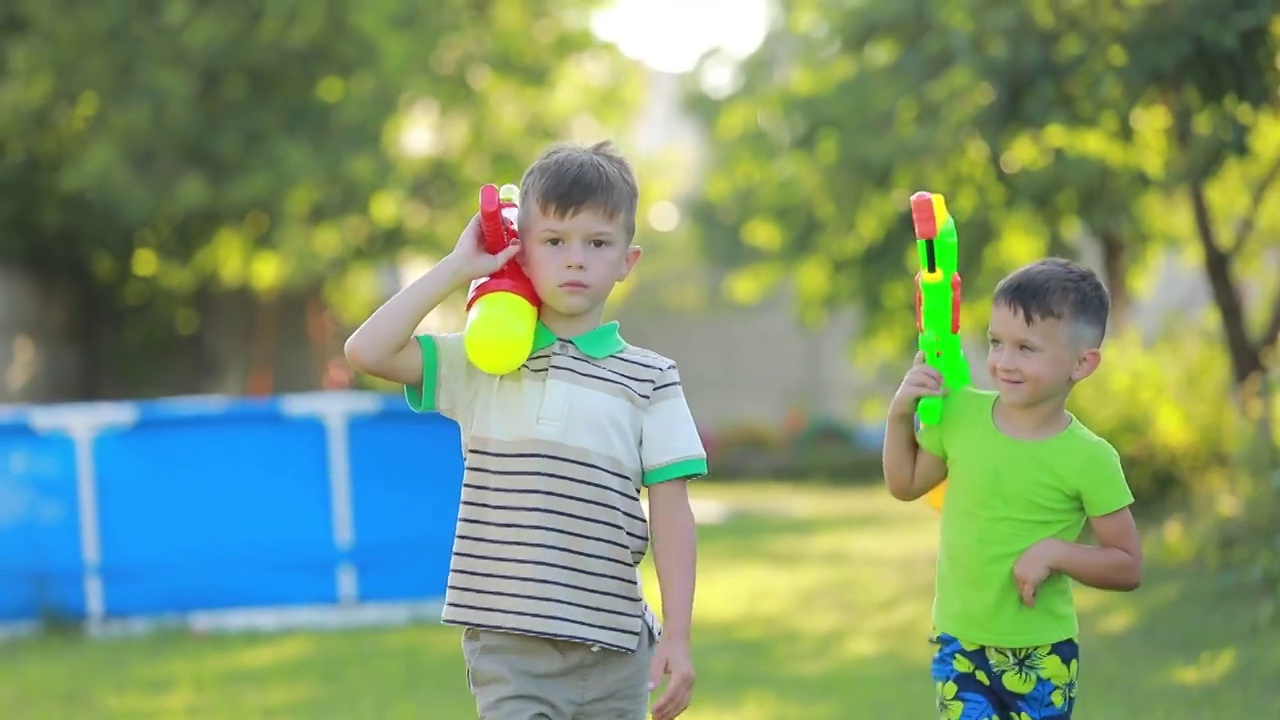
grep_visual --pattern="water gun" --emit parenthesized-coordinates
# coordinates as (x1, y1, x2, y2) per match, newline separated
(463, 183, 541, 376)
(910, 191, 971, 510)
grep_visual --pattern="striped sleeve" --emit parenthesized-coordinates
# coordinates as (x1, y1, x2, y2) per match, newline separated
(404, 332, 477, 422)
(640, 363, 708, 486)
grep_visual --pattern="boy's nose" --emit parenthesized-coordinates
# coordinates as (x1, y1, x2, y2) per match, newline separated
(564, 241, 586, 267)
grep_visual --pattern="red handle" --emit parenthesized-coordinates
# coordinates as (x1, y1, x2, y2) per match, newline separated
(478, 183, 507, 254)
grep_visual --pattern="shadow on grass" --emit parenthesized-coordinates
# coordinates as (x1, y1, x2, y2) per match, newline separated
(0, 624, 478, 720)
(680, 485, 1280, 720)
(1076, 564, 1280, 719)
(688, 626, 933, 720)
(649, 488, 949, 719)
(5, 484, 1278, 720)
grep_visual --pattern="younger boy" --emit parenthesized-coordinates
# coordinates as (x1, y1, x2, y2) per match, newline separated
(882, 258, 1142, 719)
(345, 141, 706, 720)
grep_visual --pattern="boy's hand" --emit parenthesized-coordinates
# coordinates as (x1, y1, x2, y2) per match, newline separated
(1013, 539, 1064, 607)
(888, 352, 944, 420)
(648, 636, 694, 720)
(445, 213, 522, 282)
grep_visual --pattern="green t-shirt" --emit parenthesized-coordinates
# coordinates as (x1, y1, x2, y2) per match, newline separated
(916, 386, 1135, 648)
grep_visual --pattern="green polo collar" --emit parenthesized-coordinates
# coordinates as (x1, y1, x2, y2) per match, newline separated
(531, 320, 627, 358)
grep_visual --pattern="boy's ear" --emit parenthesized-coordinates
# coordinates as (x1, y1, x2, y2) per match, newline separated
(619, 244, 642, 280)
(1071, 347, 1102, 383)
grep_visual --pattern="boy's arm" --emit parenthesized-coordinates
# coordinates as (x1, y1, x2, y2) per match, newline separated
(882, 413, 948, 501)
(344, 253, 469, 386)
(647, 480, 697, 717)
(641, 363, 706, 719)
(642, 363, 707, 638)
(648, 480, 696, 642)
(1055, 442, 1142, 591)
(1017, 443, 1141, 603)
(1042, 507, 1142, 591)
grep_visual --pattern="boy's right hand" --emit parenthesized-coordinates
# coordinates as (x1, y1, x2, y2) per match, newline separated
(445, 212, 522, 282)
(888, 352, 944, 420)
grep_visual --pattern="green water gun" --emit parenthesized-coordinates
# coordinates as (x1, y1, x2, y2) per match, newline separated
(910, 191, 971, 427)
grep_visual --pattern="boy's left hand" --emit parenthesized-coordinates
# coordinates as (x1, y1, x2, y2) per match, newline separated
(648, 636, 694, 720)
(1013, 539, 1063, 607)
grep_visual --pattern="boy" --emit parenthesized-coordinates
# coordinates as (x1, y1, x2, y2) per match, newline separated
(882, 258, 1142, 719)
(344, 141, 706, 720)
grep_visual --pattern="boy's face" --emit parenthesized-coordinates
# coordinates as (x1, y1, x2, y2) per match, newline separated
(985, 303, 1100, 409)
(518, 202, 641, 324)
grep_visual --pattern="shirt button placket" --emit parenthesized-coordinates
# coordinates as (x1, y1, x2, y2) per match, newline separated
(536, 340, 571, 427)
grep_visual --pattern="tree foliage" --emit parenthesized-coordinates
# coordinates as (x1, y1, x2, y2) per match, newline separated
(687, 0, 1280, 386)
(0, 0, 644, 397)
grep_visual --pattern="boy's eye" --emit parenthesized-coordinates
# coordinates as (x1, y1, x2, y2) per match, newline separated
(545, 237, 562, 245)
(1020, 345, 1034, 352)
(988, 338, 1000, 347)
(591, 239, 608, 248)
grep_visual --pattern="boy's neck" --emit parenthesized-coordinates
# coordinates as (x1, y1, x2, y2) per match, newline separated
(992, 394, 1072, 440)
(539, 308, 606, 339)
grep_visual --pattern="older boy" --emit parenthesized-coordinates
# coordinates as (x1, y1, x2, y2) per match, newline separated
(345, 141, 706, 720)
(883, 258, 1142, 719)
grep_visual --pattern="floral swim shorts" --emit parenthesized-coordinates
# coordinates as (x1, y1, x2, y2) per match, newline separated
(930, 631, 1079, 719)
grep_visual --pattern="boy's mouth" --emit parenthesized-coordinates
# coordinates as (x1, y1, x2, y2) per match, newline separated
(560, 281, 588, 290)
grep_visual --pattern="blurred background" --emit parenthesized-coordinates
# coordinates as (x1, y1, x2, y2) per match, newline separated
(2, 0, 1279, 718)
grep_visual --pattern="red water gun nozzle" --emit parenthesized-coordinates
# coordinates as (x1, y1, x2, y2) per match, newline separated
(910, 191, 937, 240)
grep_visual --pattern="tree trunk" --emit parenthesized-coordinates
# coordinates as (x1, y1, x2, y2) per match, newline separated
(1188, 180, 1264, 387)
(1188, 179, 1275, 469)
(1097, 229, 1130, 331)
(66, 270, 120, 401)
(246, 293, 280, 396)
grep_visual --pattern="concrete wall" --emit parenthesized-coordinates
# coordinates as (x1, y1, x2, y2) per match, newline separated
(613, 287, 865, 429)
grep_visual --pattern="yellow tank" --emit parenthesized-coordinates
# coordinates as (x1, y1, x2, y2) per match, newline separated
(464, 290, 538, 376)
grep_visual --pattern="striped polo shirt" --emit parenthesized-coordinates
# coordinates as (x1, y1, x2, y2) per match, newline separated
(405, 320, 708, 652)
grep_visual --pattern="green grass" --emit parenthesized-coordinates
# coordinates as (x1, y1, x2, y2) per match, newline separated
(3, 484, 1277, 719)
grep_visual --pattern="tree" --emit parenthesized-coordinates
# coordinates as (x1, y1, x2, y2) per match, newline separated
(0, 0, 645, 398)
(685, 0, 1279, 397)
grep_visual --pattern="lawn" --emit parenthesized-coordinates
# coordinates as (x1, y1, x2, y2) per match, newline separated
(3, 484, 1276, 719)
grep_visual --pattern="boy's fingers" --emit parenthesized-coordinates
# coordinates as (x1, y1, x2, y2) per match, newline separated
(909, 372, 942, 389)
(652, 675, 692, 720)
(909, 358, 943, 381)
(904, 382, 936, 398)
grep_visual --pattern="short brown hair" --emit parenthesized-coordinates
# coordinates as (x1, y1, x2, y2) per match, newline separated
(519, 140, 639, 240)
(992, 257, 1111, 346)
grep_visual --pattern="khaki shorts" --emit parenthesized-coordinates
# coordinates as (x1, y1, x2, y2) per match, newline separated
(461, 624, 657, 720)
